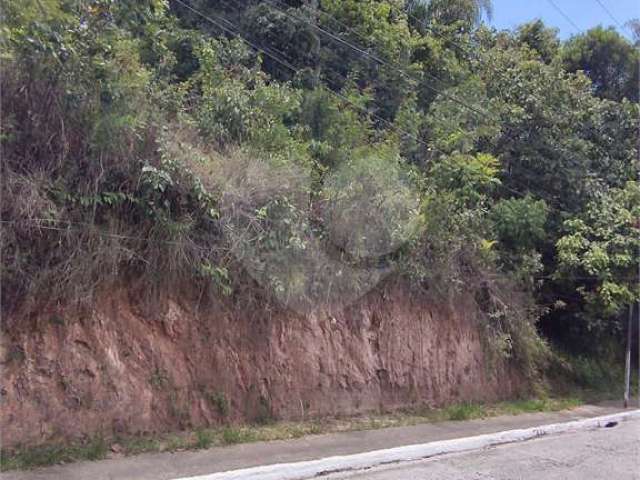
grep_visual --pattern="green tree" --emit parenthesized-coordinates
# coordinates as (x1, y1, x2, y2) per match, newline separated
(516, 20, 560, 63)
(491, 196, 548, 253)
(408, 0, 493, 29)
(562, 26, 639, 102)
(556, 182, 640, 329)
(427, 41, 638, 213)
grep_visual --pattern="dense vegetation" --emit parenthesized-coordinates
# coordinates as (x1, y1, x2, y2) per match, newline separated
(2, 0, 639, 377)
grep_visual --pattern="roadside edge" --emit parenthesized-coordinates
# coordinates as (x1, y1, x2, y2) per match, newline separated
(176, 409, 640, 480)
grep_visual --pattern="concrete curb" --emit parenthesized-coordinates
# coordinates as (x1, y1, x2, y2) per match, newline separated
(175, 410, 640, 480)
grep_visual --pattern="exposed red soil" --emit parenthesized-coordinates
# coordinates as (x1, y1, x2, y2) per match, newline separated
(0, 283, 524, 448)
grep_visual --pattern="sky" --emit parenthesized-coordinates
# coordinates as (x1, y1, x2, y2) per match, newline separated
(489, 0, 639, 40)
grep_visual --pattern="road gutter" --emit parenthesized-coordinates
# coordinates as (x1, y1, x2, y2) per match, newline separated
(174, 409, 640, 480)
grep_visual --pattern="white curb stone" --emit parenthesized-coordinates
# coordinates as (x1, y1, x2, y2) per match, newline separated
(175, 410, 640, 480)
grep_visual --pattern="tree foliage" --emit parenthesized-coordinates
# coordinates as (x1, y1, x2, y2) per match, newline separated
(556, 182, 640, 325)
(562, 26, 640, 102)
(1, 0, 638, 366)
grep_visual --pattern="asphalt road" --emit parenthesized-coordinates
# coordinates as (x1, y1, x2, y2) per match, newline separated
(323, 419, 640, 480)
(2, 407, 636, 480)
(2, 405, 625, 480)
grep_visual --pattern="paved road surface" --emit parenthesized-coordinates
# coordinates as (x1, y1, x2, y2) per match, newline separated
(324, 419, 640, 480)
(0, 405, 631, 480)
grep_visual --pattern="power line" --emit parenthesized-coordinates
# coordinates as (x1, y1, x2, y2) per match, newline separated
(546, 0, 582, 34)
(177, 0, 620, 220)
(217, 0, 458, 134)
(258, 0, 576, 212)
(181, 1, 566, 214)
(301, 0, 475, 60)
(592, 0, 633, 41)
(188, 0, 571, 215)
(174, 0, 584, 214)
(264, 0, 489, 119)
(175, 0, 529, 203)
(232, 0, 492, 149)
(172, 0, 436, 156)
(593, 0, 624, 29)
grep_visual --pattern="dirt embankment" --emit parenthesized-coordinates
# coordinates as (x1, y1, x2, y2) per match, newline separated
(0, 283, 525, 448)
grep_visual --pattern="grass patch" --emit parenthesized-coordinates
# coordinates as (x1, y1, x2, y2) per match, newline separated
(1, 437, 107, 471)
(194, 430, 214, 449)
(497, 397, 581, 414)
(0, 395, 586, 472)
(163, 434, 191, 452)
(443, 403, 487, 421)
(221, 427, 253, 445)
(547, 351, 638, 404)
(120, 437, 162, 456)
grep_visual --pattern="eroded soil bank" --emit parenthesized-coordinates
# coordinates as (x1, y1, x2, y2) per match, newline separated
(1, 283, 524, 448)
